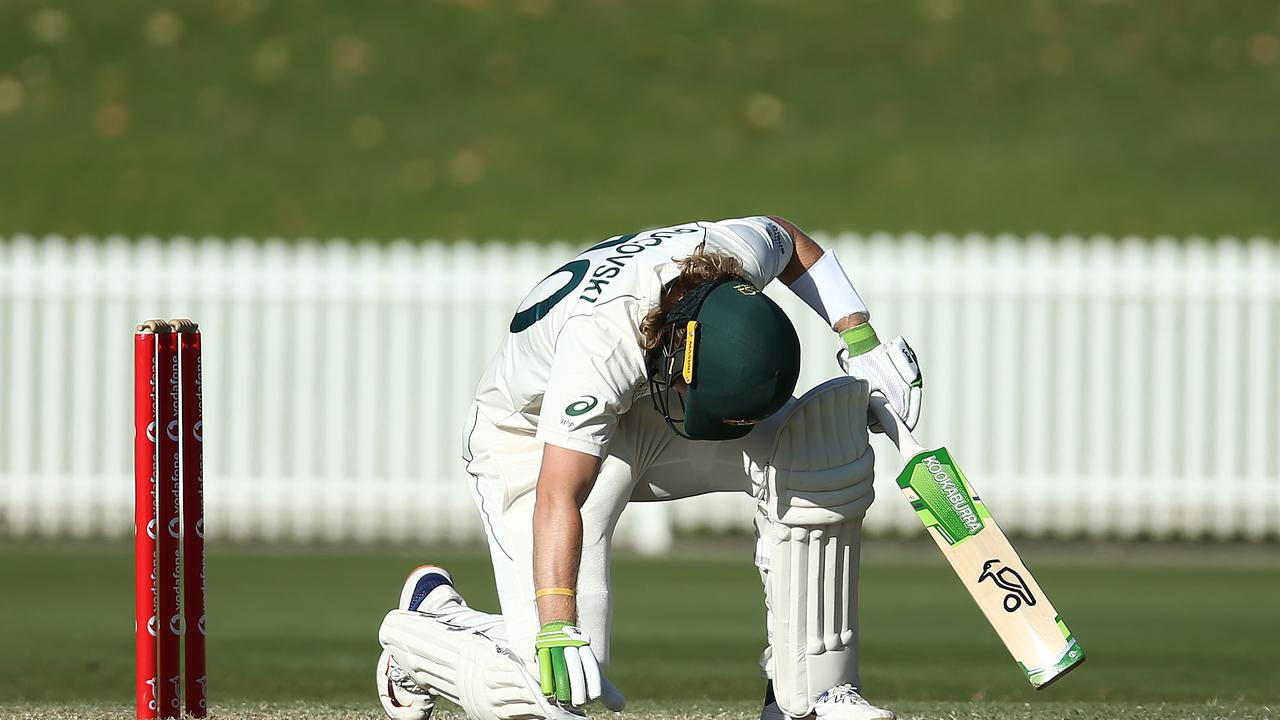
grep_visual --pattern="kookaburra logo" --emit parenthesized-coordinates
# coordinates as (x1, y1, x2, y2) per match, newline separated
(978, 558, 1036, 612)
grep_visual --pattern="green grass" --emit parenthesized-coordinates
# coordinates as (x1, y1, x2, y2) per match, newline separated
(0, 702, 1275, 720)
(2, 539, 1278, 720)
(1, 1, 1278, 241)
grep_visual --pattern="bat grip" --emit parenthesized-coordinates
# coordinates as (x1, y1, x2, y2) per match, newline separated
(869, 392, 927, 459)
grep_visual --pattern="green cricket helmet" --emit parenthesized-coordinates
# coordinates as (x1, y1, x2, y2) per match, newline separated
(647, 277, 801, 440)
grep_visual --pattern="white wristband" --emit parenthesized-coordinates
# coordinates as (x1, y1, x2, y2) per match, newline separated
(788, 249, 869, 329)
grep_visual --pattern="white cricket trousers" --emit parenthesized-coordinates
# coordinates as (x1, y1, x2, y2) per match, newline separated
(461, 398, 780, 671)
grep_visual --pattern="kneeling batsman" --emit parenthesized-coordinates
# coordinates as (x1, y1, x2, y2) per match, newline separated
(375, 332, 921, 720)
(375, 216, 923, 720)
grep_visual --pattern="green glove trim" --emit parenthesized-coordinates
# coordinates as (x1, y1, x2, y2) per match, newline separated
(551, 649, 571, 702)
(537, 647, 555, 695)
(840, 323, 880, 356)
(538, 620, 572, 634)
(536, 620, 580, 700)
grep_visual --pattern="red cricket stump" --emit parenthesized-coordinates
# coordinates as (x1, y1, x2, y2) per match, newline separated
(179, 328, 207, 718)
(136, 319, 205, 720)
(134, 330, 159, 720)
(156, 329, 181, 720)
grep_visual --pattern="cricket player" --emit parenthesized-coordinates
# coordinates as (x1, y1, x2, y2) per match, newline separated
(377, 217, 923, 720)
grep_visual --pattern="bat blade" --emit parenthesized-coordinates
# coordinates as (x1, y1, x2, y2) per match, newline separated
(896, 446, 1085, 688)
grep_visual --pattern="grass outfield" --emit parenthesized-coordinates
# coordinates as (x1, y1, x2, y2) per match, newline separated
(0, 702, 1275, 720)
(1, 1, 1278, 240)
(2, 540, 1278, 719)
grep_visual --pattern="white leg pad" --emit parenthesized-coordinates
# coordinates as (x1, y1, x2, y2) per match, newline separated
(380, 609, 581, 720)
(752, 377, 876, 718)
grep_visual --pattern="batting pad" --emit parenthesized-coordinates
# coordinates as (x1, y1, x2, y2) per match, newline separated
(752, 376, 876, 718)
(380, 610, 583, 720)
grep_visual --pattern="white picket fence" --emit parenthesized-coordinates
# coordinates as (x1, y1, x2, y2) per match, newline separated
(1, 233, 1277, 552)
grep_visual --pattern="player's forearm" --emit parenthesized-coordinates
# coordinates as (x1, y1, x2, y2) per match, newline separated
(531, 443, 600, 624)
(832, 312, 869, 332)
(532, 493, 584, 624)
(770, 216, 871, 333)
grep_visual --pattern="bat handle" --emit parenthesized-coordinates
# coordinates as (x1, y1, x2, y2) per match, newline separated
(868, 392, 928, 460)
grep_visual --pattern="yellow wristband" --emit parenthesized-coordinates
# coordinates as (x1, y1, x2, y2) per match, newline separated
(534, 587, 577, 599)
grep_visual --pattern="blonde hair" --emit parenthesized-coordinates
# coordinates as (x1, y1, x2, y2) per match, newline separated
(639, 247, 744, 350)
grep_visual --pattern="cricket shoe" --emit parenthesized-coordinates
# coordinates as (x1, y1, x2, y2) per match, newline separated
(761, 683, 895, 720)
(377, 566, 457, 720)
(399, 565, 460, 612)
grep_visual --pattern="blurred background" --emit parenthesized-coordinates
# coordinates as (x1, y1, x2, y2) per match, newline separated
(2, 1, 1278, 717)
(2, 0, 1279, 238)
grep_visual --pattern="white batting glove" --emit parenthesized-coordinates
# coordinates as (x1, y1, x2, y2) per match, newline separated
(837, 324, 922, 433)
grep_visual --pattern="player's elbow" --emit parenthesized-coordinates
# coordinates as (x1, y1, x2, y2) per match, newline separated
(536, 443, 601, 507)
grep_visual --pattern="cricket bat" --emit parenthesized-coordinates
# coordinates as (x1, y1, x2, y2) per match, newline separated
(869, 394, 1085, 689)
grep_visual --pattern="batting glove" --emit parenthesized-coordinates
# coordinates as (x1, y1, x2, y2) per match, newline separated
(837, 324, 923, 433)
(536, 621, 603, 707)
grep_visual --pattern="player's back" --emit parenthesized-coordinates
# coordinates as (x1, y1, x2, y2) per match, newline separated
(472, 217, 793, 441)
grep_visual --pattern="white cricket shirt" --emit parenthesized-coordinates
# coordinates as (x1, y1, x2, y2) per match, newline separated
(472, 217, 794, 457)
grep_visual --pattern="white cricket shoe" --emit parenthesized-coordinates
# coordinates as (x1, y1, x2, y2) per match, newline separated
(377, 565, 458, 720)
(761, 684, 895, 720)
(397, 565, 459, 613)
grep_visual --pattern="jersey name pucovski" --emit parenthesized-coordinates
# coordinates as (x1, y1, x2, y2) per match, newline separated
(471, 217, 794, 458)
(576, 227, 700, 305)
